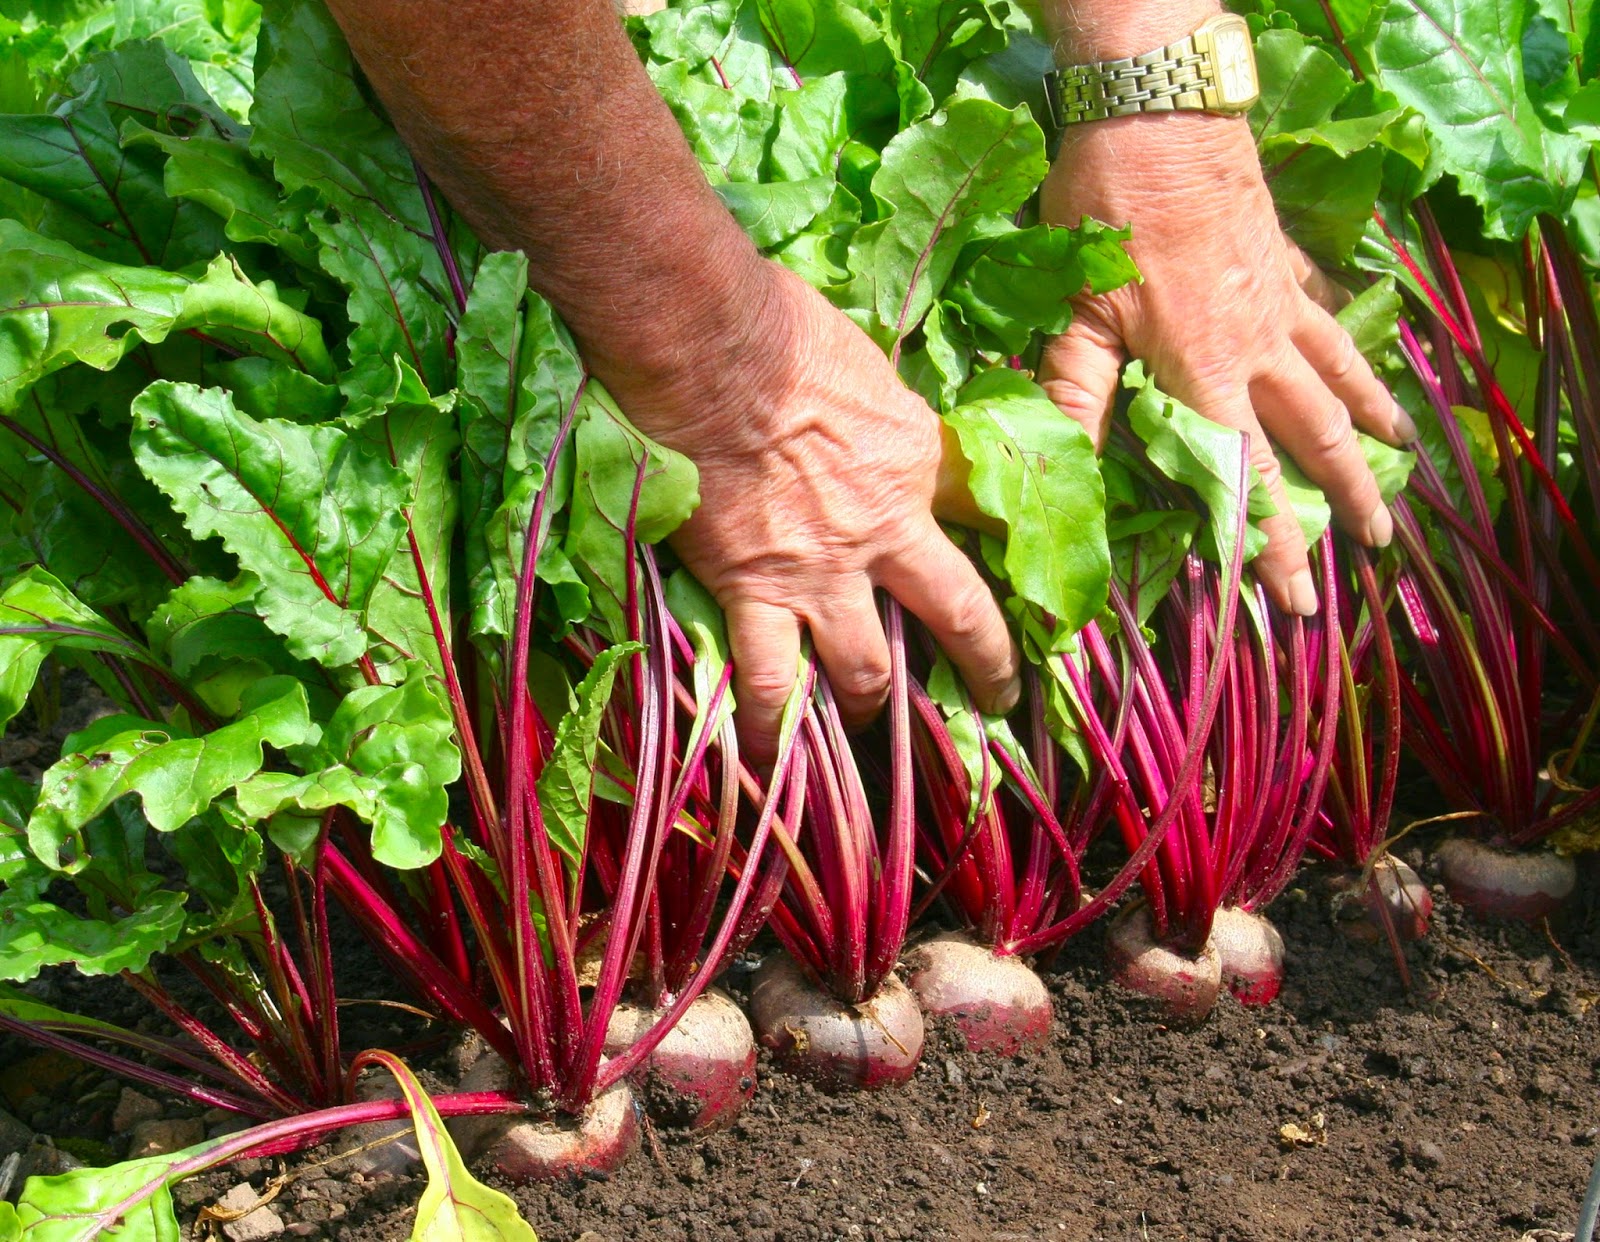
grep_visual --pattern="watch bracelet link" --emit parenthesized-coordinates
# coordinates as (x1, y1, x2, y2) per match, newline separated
(1044, 32, 1217, 127)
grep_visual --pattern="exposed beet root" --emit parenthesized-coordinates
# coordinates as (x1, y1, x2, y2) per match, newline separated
(1105, 902, 1221, 1022)
(603, 987, 756, 1131)
(1328, 855, 1432, 943)
(747, 953, 924, 1091)
(1435, 837, 1576, 922)
(905, 931, 1051, 1055)
(1209, 906, 1284, 1006)
(447, 1054, 639, 1182)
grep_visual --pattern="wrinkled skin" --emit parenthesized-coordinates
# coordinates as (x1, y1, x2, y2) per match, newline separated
(604, 263, 1022, 762)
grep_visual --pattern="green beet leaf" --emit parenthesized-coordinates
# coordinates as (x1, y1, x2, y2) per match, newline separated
(943, 368, 1110, 633)
(352, 388, 460, 682)
(358, 1050, 538, 1242)
(0, 1143, 197, 1239)
(1123, 361, 1274, 569)
(1370, 0, 1587, 239)
(564, 384, 699, 642)
(0, 566, 149, 728)
(944, 217, 1137, 356)
(455, 253, 589, 642)
(835, 96, 1048, 353)
(249, 0, 429, 232)
(26, 675, 315, 869)
(0, 225, 332, 410)
(235, 662, 460, 869)
(131, 381, 407, 668)
(311, 210, 454, 402)
(537, 641, 640, 883)
(0, 39, 230, 269)
(1, 799, 189, 982)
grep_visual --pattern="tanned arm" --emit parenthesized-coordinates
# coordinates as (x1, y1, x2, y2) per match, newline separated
(322, 0, 1021, 759)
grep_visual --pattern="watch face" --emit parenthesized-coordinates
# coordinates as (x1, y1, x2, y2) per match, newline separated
(1213, 24, 1258, 106)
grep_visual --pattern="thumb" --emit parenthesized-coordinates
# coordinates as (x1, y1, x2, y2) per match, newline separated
(1037, 305, 1126, 452)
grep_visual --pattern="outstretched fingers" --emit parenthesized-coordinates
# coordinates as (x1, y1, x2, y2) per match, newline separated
(1251, 349, 1392, 550)
(1294, 300, 1418, 446)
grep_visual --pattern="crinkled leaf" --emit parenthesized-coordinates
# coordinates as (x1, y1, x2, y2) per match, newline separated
(120, 111, 321, 273)
(1123, 361, 1273, 567)
(311, 210, 453, 402)
(236, 663, 460, 868)
(0, 39, 230, 268)
(131, 381, 407, 667)
(716, 176, 836, 249)
(1371, 0, 1586, 239)
(143, 572, 323, 718)
(454, 253, 588, 642)
(26, 676, 314, 868)
(351, 389, 459, 681)
(248, 0, 428, 230)
(0, 224, 332, 409)
(885, 0, 1010, 105)
(944, 217, 1136, 355)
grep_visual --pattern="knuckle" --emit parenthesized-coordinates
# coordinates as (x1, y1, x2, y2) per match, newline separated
(738, 664, 797, 709)
(1324, 329, 1359, 383)
(1309, 400, 1356, 458)
(941, 588, 1001, 653)
(830, 659, 891, 704)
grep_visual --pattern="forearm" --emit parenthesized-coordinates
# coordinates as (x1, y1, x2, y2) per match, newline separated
(320, 0, 762, 385)
(1039, 0, 1221, 58)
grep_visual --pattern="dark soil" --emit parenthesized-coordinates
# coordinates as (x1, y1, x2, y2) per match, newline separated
(6, 674, 1599, 1239)
(8, 849, 1599, 1241)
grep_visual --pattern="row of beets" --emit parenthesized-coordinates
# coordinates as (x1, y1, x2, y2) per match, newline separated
(452, 194, 1600, 1173)
(6, 201, 1596, 1189)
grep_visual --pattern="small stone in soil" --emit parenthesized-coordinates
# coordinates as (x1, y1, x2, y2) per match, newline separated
(127, 1118, 204, 1159)
(214, 1184, 285, 1242)
(0, 1108, 33, 1160)
(1405, 1139, 1447, 1170)
(110, 1089, 162, 1134)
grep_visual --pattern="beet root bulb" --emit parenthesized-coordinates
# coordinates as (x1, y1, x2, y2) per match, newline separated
(1208, 906, 1285, 1006)
(906, 931, 1051, 1055)
(1106, 902, 1221, 1022)
(748, 953, 924, 1091)
(1435, 837, 1575, 922)
(602, 987, 756, 1131)
(1329, 854, 1432, 943)
(448, 1054, 638, 1182)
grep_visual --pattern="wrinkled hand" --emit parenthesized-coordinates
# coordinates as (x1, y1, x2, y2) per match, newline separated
(603, 261, 1021, 763)
(1037, 113, 1415, 614)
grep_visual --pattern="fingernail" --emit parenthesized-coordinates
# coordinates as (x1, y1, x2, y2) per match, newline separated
(1287, 569, 1319, 617)
(1392, 402, 1419, 444)
(1365, 503, 1394, 549)
(992, 675, 1022, 717)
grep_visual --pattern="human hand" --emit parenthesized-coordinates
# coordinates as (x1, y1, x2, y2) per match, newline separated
(1035, 113, 1414, 614)
(600, 260, 1021, 763)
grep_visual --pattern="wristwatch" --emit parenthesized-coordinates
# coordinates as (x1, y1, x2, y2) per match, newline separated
(1043, 13, 1261, 129)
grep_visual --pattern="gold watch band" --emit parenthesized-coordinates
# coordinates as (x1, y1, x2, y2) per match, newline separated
(1043, 14, 1260, 128)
